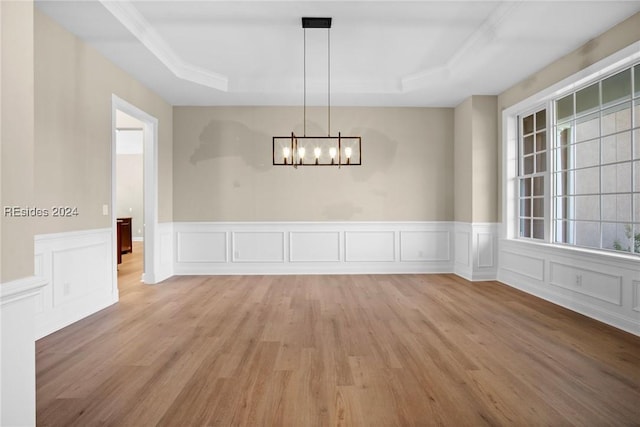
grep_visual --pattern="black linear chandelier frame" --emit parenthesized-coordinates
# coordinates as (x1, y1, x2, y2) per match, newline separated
(272, 17, 362, 167)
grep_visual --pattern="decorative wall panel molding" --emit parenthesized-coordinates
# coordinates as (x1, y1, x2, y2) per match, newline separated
(172, 221, 473, 275)
(290, 231, 341, 263)
(549, 262, 622, 306)
(500, 250, 545, 281)
(154, 222, 174, 283)
(34, 228, 117, 339)
(177, 231, 227, 263)
(453, 222, 498, 281)
(399, 230, 450, 262)
(232, 231, 285, 263)
(345, 231, 395, 262)
(498, 239, 640, 337)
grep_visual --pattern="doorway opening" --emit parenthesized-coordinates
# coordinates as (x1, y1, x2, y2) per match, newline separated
(111, 95, 159, 291)
(115, 112, 144, 289)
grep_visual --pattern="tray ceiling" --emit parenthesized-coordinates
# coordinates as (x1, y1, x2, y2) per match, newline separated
(36, 0, 640, 106)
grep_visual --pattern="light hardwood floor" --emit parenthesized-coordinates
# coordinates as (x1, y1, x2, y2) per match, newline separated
(36, 243, 640, 426)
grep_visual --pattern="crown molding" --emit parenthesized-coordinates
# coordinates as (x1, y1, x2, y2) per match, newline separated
(401, 0, 522, 93)
(99, 0, 229, 91)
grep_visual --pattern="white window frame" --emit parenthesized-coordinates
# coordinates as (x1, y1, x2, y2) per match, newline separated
(502, 41, 640, 260)
(516, 105, 550, 241)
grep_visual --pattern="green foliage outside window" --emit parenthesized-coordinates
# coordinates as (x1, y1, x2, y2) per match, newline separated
(612, 224, 640, 253)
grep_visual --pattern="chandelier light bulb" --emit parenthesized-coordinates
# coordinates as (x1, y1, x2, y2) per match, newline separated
(345, 147, 352, 158)
(314, 147, 321, 158)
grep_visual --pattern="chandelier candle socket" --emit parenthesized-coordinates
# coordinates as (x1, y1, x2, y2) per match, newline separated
(272, 17, 362, 167)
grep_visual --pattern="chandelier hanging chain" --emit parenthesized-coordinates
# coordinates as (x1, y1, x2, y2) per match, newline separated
(303, 27, 307, 137)
(327, 26, 331, 137)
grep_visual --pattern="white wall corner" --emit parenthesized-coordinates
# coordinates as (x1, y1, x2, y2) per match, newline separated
(454, 222, 498, 281)
(153, 221, 174, 283)
(0, 275, 47, 427)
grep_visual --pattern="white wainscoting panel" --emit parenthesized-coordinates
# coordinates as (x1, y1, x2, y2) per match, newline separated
(454, 223, 498, 281)
(500, 250, 545, 281)
(34, 228, 117, 339)
(455, 229, 471, 268)
(290, 231, 340, 262)
(634, 281, 640, 313)
(549, 262, 622, 306)
(0, 276, 47, 427)
(173, 222, 458, 275)
(477, 232, 494, 268)
(400, 230, 450, 262)
(233, 231, 285, 263)
(177, 231, 227, 263)
(498, 238, 640, 337)
(345, 231, 395, 262)
(156, 222, 174, 283)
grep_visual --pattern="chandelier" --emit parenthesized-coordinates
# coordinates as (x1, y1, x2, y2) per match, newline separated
(272, 17, 361, 167)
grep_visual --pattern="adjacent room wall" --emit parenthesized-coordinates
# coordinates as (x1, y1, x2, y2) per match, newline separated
(34, 9, 173, 238)
(116, 130, 144, 241)
(173, 106, 454, 222)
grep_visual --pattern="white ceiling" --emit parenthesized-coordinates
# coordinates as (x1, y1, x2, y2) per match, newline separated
(36, 0, 640, 107)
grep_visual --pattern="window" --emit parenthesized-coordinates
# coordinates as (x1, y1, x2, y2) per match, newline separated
(518, 108, 547, 240)
(517, 63, 640, 255)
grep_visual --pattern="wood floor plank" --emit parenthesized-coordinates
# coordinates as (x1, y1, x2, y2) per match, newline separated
(36, 243, 640, 426)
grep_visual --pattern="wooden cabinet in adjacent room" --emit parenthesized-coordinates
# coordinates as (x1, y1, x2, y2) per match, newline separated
(117, 217, 132, 256)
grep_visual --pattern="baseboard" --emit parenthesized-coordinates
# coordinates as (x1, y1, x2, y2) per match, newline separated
(34, 228, 117, 339)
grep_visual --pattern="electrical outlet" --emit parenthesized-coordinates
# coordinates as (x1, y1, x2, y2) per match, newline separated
(102, 204, 109, 216)
(418, 250, 424, 258)
(575, 274, 582, 286)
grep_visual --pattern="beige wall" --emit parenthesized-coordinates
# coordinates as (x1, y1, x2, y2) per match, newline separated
(454, 96, 498, 223)
(34, 9, 173, 238)
(471, 96, 498, 223)
(454, 98, 472, 222)
(1, 1, 35, 282)
(173, 106, 454, 221)
(497, 12, 640, 221)
(116, 153, 144, 240)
